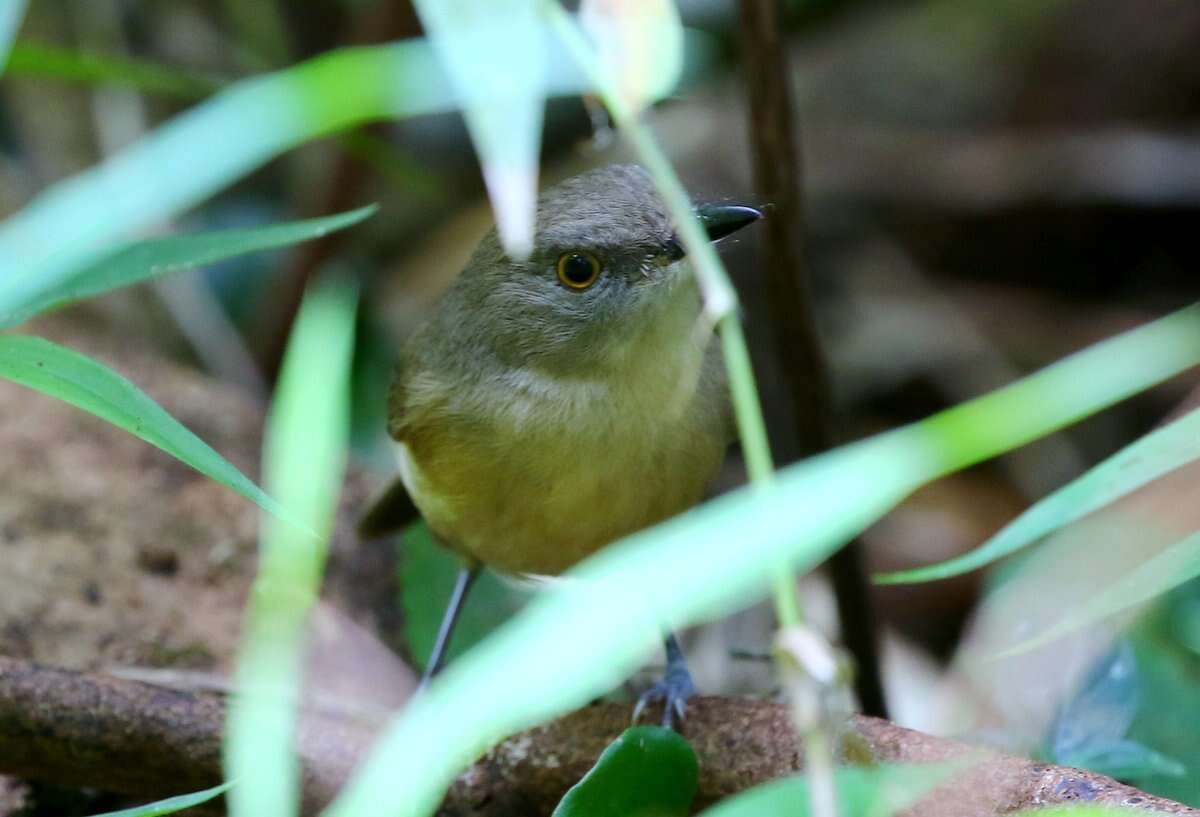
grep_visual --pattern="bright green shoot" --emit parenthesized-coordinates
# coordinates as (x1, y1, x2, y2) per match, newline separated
(324, 305, 1199, 817)
(224, 279, 358, 817)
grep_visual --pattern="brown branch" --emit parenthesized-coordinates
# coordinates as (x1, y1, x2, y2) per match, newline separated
(737, 0, 887, 718)
(1, 658, 1193, 817)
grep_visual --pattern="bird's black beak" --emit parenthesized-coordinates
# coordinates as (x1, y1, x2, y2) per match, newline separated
(697, 203, 763, 243)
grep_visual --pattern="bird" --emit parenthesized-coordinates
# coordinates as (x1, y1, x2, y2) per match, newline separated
(362, 163, 762, 726)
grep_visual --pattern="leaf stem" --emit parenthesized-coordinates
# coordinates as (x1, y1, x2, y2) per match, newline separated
(542, 0, 801, 629)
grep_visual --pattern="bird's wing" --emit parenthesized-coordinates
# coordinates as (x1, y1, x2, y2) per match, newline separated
(358, 477, 420, 539)
(358, 362, 421, 539)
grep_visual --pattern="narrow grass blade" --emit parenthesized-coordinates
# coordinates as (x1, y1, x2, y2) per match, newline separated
(0, 205, 376, 328)
(0, 335, 288, 521)
(0, 0, 26, 71)
(225, 279, 358, 817)
(992, 530, 1200, 659)
(879, 407, 1200, 584)
(696, 762, 960, 817)
(84, 782, 233, 817)
(413, 0, 545, 258)
(323, 304, 1200, 817)
(6, 40, 224, 99)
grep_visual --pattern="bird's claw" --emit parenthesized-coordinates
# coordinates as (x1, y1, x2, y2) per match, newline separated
(633, 662, 695, 730)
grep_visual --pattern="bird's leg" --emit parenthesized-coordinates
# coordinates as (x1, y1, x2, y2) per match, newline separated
(418, 562, 481, 690)
(633, 633, 696, 730)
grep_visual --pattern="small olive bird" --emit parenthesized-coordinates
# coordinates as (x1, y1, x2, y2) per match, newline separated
(362, 164, 762, 725)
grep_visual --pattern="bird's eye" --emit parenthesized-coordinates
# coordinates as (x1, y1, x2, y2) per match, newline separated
(556, 251, 602, 290)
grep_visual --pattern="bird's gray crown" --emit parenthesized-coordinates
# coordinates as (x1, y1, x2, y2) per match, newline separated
(532, 164, 675, 255)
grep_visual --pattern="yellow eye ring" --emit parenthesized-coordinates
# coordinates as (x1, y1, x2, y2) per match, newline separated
(556, 251, 602, 290)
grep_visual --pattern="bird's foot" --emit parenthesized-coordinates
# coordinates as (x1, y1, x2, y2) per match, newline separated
(632, 635, 695, 730)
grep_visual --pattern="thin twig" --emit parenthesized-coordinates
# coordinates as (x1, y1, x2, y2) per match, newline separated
(737, 0, 887, 718)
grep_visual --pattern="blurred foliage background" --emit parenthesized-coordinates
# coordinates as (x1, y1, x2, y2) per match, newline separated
(2, 0, 1199, 811)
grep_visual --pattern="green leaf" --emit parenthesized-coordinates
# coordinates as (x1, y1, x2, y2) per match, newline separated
(696, 762, 959, 817)
(0, 0, 26, 72)
(322, 304, 1200, 817)
(991, 530, 1200, 658)
(84, 782, 233, 817)
(401, 521, 531, 671)
(553, 726, 698, 817)
(0, 205, 377, 329)
(878, 408, 1200, 585)
(225, 278, 358, 817)
(5, 40, 223, 99)
(0, 334, 287, 520)
(0, 37, 595, 320)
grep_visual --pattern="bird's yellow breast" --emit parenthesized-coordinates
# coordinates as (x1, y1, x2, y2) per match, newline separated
(395, 343, 728, 576)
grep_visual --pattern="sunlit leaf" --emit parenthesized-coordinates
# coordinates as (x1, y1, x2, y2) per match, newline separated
(84, 782, 233, 817)
(0, 206, 376, 328)
(401, 521, 532, 671)
(991, 530, 1200, 658)
(0, 0, 26, 72)
(323, 306, 1200, 817)
(697, 762, 959, 817)
(0, 334, 288, 521)
(413, 0, 544, 258)
(225, 279, 358, 817)
(5, 40, 223, 99)
(580, 0, 683, 113)
(553, 726, 698, 817)
(879, 408, 1200, 585)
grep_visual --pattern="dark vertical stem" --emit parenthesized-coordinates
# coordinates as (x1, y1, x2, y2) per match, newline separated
(737, 0, 888, 718)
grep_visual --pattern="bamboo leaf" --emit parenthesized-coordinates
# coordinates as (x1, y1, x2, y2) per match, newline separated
(0, 0, 26, 72)
(878, 408, 1200, 585)
(225, 279, 358, 817)
(323, 306, 1200, 817)
(84, 782, 233, 817)
(0, 335, 288, 521)
(992, 530, 1200, 658)
(0, 206, 376, 328)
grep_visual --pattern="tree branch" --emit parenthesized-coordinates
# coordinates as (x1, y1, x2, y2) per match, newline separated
(737, 0, 887, 718)
(0, 658, 1193, 817)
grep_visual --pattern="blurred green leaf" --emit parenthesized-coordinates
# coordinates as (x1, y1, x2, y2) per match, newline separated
(225, 278, 358, 817)
(84, 782, 233, 817)
(0, 0, 26, 72)
(6, 40, 224, 99)
(697, 762, 959, 817)
(0, 205, 376, 328)
(401, 521, 531, 671)
(553, 726, 698, 817)
(1043, 643, 1186, 780)
(0, 334, 287, 520)
(323, 306, 1200, 817)
(992, 530, 1200, 658)
(1124, 606, 1200, 805)
(0, 38, 595, 320)
(879, 408, 1200, 585)
(413, 0, 545, 257)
